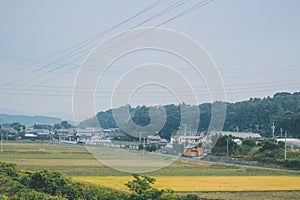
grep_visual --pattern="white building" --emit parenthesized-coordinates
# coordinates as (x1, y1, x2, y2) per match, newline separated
(171, 135, 203, 144)
(215, 131, 262, 139)
(276, 138, 300, 148)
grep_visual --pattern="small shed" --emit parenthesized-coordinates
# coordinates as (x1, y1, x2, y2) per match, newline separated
(184, 145, 203, 157)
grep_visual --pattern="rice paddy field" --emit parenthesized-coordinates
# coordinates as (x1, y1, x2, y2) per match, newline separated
(72, 176, 300, 191)
(1, 141, 300, 199)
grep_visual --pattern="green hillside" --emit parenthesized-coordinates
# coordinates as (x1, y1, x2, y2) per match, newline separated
(78, 92, 300, 138)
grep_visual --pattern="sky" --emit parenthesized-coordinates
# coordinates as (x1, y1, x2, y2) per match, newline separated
(0, 0, 299, 121)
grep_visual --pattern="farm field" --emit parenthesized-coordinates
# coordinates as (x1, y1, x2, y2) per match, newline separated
(1, 140, 300, 199)
(179, 191, 300, 200)
(1, 141, 299, 176)
(72, 176, 300, 192)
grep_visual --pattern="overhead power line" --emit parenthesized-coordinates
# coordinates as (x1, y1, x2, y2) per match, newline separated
(1, 0, 167, 87)
(1, 0, 216, 99)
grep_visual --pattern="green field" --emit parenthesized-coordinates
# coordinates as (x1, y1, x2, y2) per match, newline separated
(1, 141, 300, 199)
(1, 141, 299, 177)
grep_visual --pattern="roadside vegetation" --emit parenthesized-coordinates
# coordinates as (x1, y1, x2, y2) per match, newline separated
(212, 135, 300, 170)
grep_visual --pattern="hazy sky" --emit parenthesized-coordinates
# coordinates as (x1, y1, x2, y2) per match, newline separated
(0, 0, 299, 120)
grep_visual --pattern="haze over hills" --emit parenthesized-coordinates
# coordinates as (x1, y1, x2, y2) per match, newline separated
(0, 114, 63, 126)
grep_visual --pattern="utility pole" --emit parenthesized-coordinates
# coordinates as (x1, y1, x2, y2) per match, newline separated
(0, 125, 2, 153)
(143, 137, 146, 156)
(280, 128, 283, 137)
(271, 123, 275, 140)
(255, 124, 259, 133)
(139, 131, 141, 143)
(183, 124, 187, 149)
(226, 139, 229, 157)
(284, 131, 287, 160)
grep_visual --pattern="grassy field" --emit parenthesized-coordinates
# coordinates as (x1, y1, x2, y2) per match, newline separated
(1, 141, 299, 176)
(179, 191, 300, 200)
(1, 141, 300, 199)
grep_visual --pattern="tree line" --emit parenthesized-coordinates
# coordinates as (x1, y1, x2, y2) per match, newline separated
(0, 162, 199, 200)
(79, 92, 300, 139)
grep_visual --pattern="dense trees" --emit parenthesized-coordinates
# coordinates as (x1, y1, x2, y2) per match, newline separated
(33, 123, 52, 130)
(80, 92, 300, 139)
(0, 162, 128, 199)
(212, 135, 238, 156)
(53, 121, 73, 130)
(125, 174, 199, 200)
(0, 162, 199, 200)
(10, 122, 24, 132)
(224, 92, 300, 137)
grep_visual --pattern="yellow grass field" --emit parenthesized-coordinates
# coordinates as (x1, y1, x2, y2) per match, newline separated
(73, 176, 300, 192)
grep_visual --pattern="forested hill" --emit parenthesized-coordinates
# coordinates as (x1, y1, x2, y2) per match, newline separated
(78, 92, 300, 139)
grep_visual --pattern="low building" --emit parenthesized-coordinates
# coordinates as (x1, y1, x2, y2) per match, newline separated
(55, 129, 76, 136)
(276, 138, 300, 148)
(183, 145, 203, 157)
(171, 135, 203, 144)
(31, 129, 50, 136)
(1, 127, 17, 134)
(147, 135, 161, 144)
(233, 138, 242, 145)
(216, 131, 262, 139)
(159, 138, 168, 146)
(84, 138, 112, 145)
(146, 135, 168, 146)
(24, 133, 37, 138)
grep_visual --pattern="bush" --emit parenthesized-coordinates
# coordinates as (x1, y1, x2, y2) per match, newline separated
(181, 194, 200, 200)
(284, 160, 300, 170)
(20, 170, 82, 199)
(125, 174, 176, 200)
(145, 144, 159, 152)
(0, 162, 17, 176)
(242, 138, 256, 147)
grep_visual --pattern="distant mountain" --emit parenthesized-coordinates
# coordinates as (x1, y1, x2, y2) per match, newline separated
(0, 108, 26, 115)
(0, 114, 63, 126)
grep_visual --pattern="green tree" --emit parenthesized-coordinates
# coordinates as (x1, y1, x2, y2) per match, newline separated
(53, 123, 62, 130)
(242, 138, 256, 147)
(60, 121, 73, 129)
(10, 122, 22, 132)
(33, 124, 51, 130)
(145, 144, 159, 152)
(212, 135, 238, 156)
(125, 174, 165, 200)
(0, 162, 17, 176)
